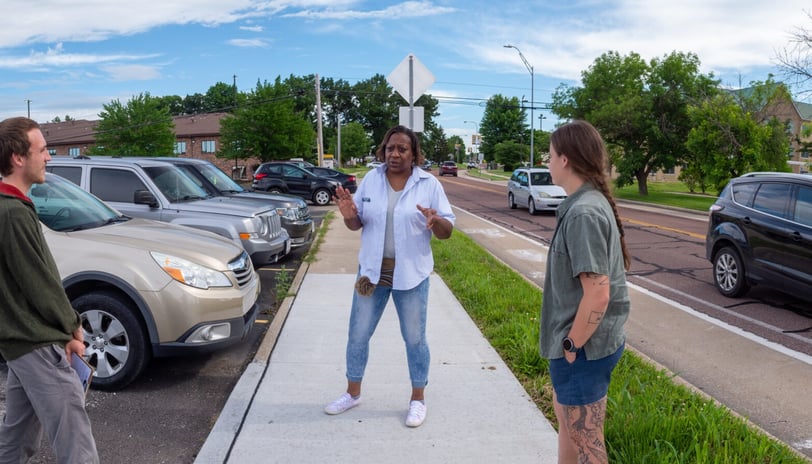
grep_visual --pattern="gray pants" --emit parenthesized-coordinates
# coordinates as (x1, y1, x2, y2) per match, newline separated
(0, 345, 99, 464)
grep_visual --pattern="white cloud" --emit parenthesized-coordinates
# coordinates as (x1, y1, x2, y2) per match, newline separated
(102, 64, 162, 81)
(283, 1, 456, 20)
(240, 25, 264, 32)
(228, 38, 271, 47)
(0, 43, 159, 69)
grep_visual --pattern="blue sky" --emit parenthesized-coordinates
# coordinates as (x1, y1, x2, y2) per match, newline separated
(1, 0, 810, 142)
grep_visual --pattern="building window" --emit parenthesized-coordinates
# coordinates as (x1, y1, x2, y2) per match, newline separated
(48, 148, 57, 156)
(175, 142, 187, 155)
(802, 151, 810, 159)
(68, 147, 81, 157)
(201, 140, 216, 153)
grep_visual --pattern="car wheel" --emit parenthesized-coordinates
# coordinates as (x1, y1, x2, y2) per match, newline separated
(74, 291, 150, 391)
(269, 187, 284, 194)
(313, 188, 332, 206)
(453, 173, 457, 177)
(528, 199, 538, 215)
(712, 246, 750, 297)
(508, 193, 517, 209)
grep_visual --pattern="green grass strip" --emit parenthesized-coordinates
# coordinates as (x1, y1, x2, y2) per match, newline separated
(431, 231, 807, 463)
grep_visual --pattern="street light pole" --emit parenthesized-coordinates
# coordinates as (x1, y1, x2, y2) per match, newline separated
(504, 44, 534, 167)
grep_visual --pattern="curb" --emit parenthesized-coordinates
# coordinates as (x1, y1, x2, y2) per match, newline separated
(194, 220, 325, 464)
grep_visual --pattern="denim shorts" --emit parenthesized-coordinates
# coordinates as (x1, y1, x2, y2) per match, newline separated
(549, 343, 624, 406)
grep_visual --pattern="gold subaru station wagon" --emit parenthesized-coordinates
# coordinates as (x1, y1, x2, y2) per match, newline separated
(30, 173, 261, 390)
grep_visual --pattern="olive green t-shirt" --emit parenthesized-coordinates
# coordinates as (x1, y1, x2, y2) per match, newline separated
(539, 183, 630, 360)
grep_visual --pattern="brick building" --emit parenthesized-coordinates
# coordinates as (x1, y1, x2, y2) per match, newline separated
(40, 112, 260, 180)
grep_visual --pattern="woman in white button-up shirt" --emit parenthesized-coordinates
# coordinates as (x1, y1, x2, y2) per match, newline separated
(324, 125, 455, 428)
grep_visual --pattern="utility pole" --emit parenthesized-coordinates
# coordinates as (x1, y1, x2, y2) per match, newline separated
(315, 74, 324, 167)
(25, 99, 31, 118)
(336, 114, 342, 169)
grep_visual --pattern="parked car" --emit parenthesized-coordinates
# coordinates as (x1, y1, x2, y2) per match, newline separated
(706, 172, 812, 299)
(439, 161, 458, 177)
(467, 162, 478, 169)
(507, 167, 567, 215)
(284, 159, 315, 169)
(147, 158, 315, 249)
(252, 161, 340, 206)
(366, 161, 384, 169)
(47, 157, 290, 266)
(421, 161, 432, 171)
(307, 166, 358, 193)
(30, 173, 261, 390)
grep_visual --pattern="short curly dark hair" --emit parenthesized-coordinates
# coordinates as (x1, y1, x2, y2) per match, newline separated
(0, 117, 41, 177)
(373, 125, 425, 167)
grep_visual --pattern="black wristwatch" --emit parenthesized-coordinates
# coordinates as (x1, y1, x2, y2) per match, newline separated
(562, 337, 580, 353)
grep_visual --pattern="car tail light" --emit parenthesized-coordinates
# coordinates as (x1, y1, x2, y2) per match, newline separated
(254, 173, 267, 180)
(348, 175, 356, 182)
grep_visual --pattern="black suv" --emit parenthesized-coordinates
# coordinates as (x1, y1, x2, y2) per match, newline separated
(706, 172, 812, 299)
(252, 162, 340, 206)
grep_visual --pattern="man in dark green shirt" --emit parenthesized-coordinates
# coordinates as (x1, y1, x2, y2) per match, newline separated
(0, 117, 99, 463)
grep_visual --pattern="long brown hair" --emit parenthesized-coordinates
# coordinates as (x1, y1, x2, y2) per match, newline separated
(551, 120, 631, 270)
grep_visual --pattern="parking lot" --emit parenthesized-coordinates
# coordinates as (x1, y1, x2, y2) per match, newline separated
(0, 206, 329, 464)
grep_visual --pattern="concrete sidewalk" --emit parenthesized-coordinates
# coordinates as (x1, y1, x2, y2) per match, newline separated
(195, 210, 559, 463)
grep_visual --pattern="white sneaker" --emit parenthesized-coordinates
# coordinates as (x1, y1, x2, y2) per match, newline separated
(405, 400, 426, 427)
(324, 393, 361, 415)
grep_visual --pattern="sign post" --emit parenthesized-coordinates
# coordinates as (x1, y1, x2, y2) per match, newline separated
(387, 53, 435, 132)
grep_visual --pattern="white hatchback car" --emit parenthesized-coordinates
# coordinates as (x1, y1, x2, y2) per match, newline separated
(507, 168, 567, 215)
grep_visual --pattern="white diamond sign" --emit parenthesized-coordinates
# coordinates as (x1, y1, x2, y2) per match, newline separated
(387, 54, 435, 104)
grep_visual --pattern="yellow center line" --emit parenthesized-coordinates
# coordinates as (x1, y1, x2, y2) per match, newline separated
(623, 217, 706, 240)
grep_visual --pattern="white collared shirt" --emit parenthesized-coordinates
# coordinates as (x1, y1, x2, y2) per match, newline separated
(354, 165, 455, 290)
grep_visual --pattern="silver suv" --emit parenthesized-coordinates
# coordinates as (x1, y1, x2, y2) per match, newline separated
(47, 157, 290, 266)
(31, 173, 261, 390)
(149, 157, 315, 248)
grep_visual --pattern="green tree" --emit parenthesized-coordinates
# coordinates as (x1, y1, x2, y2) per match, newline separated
(493, 140, 525, 171)
(480, 95, 525, 164)
(327, 122, 370, 166)
(205, 82, 240, 113)
(183, 93, 206, 115)
(552, 51, 718, 195)
(219, 78, 314, 164)
(423, 125, 448, 163)
(347, 74, 400, 144)
(446, 135, 466, 163)
(154, 95, 184, 116)
(90, 92, 175, 156)
(685, 91, 790, 192)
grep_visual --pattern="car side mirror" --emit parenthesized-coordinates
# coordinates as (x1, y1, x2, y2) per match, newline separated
(133, 189, 158, 208)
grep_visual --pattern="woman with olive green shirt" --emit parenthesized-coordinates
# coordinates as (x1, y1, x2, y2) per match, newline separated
(540, 120, 631, 464)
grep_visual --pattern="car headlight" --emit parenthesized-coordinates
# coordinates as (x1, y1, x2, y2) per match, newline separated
(151, 252, 232, 289)
(276, 207, 298, 220)
(534, 191, 552, 199)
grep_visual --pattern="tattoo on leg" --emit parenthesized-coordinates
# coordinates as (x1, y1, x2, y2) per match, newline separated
(564, 398, 608, 463)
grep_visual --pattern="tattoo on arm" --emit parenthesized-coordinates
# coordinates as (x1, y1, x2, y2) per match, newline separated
(588, 311, 605, 325)
(585, 272, 609, 286)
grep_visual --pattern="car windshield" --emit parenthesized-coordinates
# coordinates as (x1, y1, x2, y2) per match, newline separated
(530, 172, 552, 185)
(31, 173, 129, 232)
(194, 163, 246, 193)
(143, 165, 210, 202)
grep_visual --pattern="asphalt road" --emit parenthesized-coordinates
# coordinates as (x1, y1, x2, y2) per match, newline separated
(4, 173, 811, 461)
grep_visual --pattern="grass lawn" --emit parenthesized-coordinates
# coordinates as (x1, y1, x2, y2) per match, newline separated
(429, 231, 808, 463)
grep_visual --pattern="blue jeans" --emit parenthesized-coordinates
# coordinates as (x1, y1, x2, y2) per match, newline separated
(346, 276, 430, 388)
